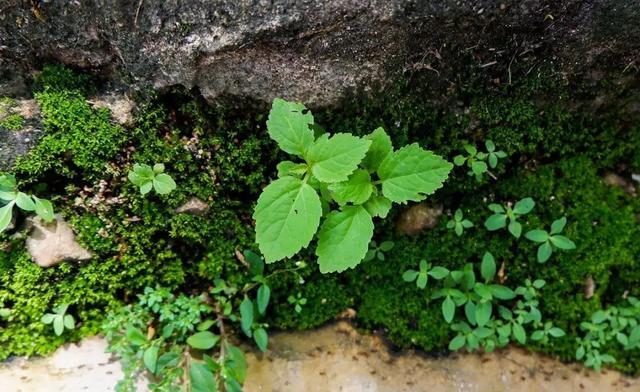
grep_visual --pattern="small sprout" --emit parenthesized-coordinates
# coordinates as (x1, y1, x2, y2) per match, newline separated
(41, 304, 75, 336)
(402, 260, 449, 289)
(0, 173, 55, 232)
(453, 140, 506, 181)
(484, 197, 535, 238)
(288, 293, 307, 313)
(128, 163, 177, 196)
(364, 240, 395, 262)
(446, 209, 474, 236)
(524, 217, 576, 263)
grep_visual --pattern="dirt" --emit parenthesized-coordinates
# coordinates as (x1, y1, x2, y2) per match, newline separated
(1, 322, 638, 392)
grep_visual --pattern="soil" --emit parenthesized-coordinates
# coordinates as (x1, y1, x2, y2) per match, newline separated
(1, 322, 638, 392)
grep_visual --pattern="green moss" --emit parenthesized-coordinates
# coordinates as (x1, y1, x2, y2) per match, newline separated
(2, 65, 639, 375)
(0, 114, 25, 131)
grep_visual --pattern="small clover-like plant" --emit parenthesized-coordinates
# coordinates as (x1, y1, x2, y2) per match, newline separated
(364, 240, 395, 262)
(453, 140, 506, 181)
(42, 304, 75, 336)
(531, 321, 566, 344)
(0, 173, 54, 232)
(402, 260, 449, 289)
(288, 293, 307, 313)
(484, 197, 535, 238)
(254, 99, 452, 273)
(525, 217, 576, 263)
(447, 209, 474, 236)
(128, 163, 177, 196)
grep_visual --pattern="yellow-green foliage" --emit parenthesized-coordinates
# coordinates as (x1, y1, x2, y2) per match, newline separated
(1, 65, 639, 374)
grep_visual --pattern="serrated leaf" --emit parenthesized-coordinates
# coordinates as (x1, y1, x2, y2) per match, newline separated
(190, 362, 218, 392)
(187, 331, 220, 350)
(328, 169, 373, 205)
(307, 133, 371, 183)
(153, 173, 176, 195)
(254, 177, 322, 263)
(363, 195, 392, 218)
(377, 143, 452, 203)
(362, 127, 393, 171)
(267, 98, 315, 156)
(471, 160, 487, 176)
(140, 181, 153, 195)
(316, 205, 374, 273)
(277, 161, 307, 178)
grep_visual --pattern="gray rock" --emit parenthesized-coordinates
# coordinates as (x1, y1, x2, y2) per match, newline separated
(175, 197, 210, 216)
(0, 1, 638, 110)
(26, 215, 92, 267)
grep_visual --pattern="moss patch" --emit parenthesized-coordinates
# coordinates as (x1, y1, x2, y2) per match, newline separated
(0, 65, 638, 374)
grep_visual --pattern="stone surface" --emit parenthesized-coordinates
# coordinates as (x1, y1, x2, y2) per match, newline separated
(175, 197, 210, 216)
(26, 215, 92, 267)
(603, 172, 637, 196)
(1, 1, 638, 110)
(0, 99, 43, 170)
(2, 324, 639, 392)
(88, 93, 136, 127)
(396, 203, 442, 235)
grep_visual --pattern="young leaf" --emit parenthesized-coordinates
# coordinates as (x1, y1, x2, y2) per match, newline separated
(488, 204, 505, 213)
(307, 133, 371, 183)
(153, 173, 177, 195)
(126, 327, 148, 346)
(254, 327, 269, 352)
(140, 181, 153, 195)
(550, 217, 567, 234)
(266, 98, 315, 156)
(442, 296, 456, 323)
(475, 302, 492, 327)
(328, 169, 373, 205)
(143, 346, 159, 374)
(316, 205, 374, 273)
(41, 313, 55, 324)
(362, 127, 393, 171)
(363, 195, 392, 218)
(0, 202, 14, 232)
(53, 316, 64, 336)
(449, 335, 466, 351)
(480, 252, 496, 282)
(549, 235, 576, 250)
(537, 242, 553, 263)
(512, 323, 527, 344)
(377, 143, 452, 203)
(240, 297, 254, 337)
(428, 266, 450, 280)
(257, 285, 271, 315)
(525, 230, 549, 243)
(484, 214, 507, 230)
(190, 362, 218, 392)
(187, 331, 220, 350)
(513, 198, 535, 215)
(379, 241, 394, 251)
(508, 220, 522, 238)
(253, 176, 322, 263)
(63, 314, 75, 329)
(277, 161, 307, 178)
(33, 197, 54, 222)
(152, 163, 165, 174)
(402, 270, 419, 282)
(15, 192, 36, 211)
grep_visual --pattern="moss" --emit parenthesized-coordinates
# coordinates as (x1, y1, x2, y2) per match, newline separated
(0, 114, 25, 131)
(2, 65, 639, 375)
